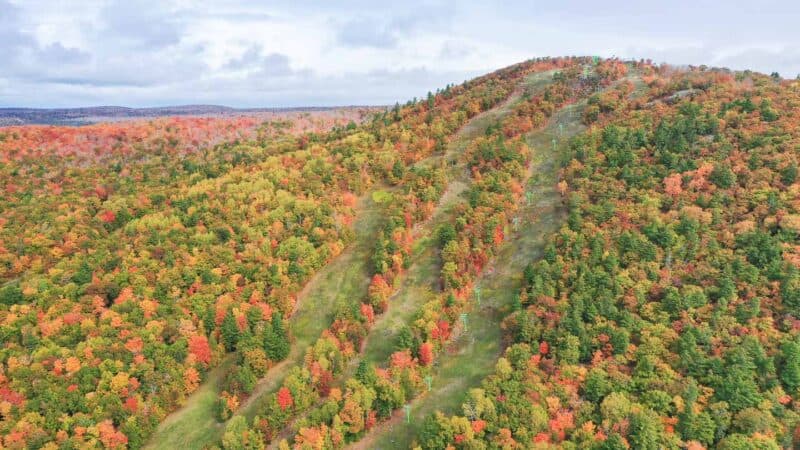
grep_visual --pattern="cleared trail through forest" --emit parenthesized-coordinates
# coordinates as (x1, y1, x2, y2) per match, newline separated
(267, 71, 559, 448)
(147, 74, 550, 450)
(354, 70, 559, 370)
(350, 90, 589, 450)
(145, 192, 384, 449)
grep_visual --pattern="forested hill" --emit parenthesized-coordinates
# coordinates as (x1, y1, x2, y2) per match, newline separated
(417, 67, 800, 449)
(2, 58, 800, 450)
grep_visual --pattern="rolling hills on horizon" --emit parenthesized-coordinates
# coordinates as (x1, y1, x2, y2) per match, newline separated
(0, 104, 378, 126)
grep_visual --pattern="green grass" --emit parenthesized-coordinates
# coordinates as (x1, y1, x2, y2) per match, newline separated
(144, 356, 235, 449)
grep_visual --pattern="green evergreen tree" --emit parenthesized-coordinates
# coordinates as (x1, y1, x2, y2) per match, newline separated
(510, 293, 522, 311)
(355, 360, 377, 386)
(436, 223, 457, 247)
(593, 433, 627, 450)
(628, 409, 665, 450)
(72, 260, 93, 285)
(782, 271, 800, 316)
(779, 341, 800, 391)
(203, 304, 216, 336)
(0, 282, 23, 306)
(221, 310, 240, 352)
(715, 352, 761, 411)
(235, 365, 258, 395)
(709, 163, 736, 188)
(391, 159, 405, 180)
(396, 326, 415, 351)
(781, 162, 798, 185)
(264, 312, 289, 361)
(679, 379, 715, 445)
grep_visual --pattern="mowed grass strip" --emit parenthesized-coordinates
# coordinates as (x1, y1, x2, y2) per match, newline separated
(145, 193, 382, 449)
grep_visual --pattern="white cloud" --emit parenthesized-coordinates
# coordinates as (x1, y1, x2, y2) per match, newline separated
(1, 0, 799, 107)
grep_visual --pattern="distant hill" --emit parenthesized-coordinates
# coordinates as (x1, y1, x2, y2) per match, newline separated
(0, 104, 364, 126)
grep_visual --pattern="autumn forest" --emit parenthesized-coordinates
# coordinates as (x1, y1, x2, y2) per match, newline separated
(2, 56, 800, 450)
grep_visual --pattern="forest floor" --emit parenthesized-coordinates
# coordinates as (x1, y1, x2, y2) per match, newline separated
(349, 89, 587, 450)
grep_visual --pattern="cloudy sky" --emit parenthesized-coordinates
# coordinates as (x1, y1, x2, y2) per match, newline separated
(2, 0, 799, 108)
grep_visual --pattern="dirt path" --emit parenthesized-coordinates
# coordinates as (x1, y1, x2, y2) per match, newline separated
(349, 97, 588, 450)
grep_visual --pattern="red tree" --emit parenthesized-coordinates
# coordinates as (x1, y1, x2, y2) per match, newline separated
(664, 173, 683, 197)
(277, 387, 293, 411)
(188, 334, 212, 367)
(539, 341, 549, 355)
(360, 303, 375, 325)
(99, 210, 116, 224)
(493, 224, 505, 246)
(419, 342, 434, 366)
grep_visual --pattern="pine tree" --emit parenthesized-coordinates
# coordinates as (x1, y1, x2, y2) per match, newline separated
(511, 293, 522, 311)
(780, 341, 800, 391)
(72, 260, 93, 285)
(396, 326, 414, 351)
(628, 410, 665, 450)
(221, 310, 239, 352)
(264, 312, 289, 361)
(391, 159, 405, 180)
(355, 360, 377, 386)
(0, 283, 23, 306)
(203, 304, 216, 336)
(597, 433, 627, 450)
(782, 271, 800, 317)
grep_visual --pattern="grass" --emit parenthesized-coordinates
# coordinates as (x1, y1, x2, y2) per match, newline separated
(143, 355, 236, 448)
(352, 89, 588, 450)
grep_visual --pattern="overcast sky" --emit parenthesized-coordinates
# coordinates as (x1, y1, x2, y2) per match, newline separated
(2, 0, 799, 108)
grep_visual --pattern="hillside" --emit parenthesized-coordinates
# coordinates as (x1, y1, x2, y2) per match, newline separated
(2, 57, 800, 450)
